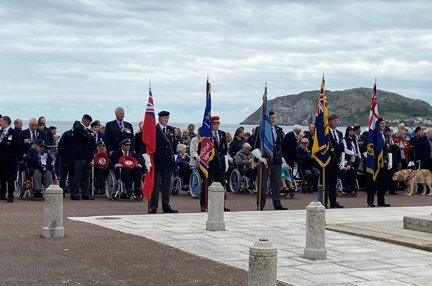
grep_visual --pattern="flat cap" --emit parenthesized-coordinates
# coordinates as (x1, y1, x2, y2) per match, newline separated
(90, 120, 100, 128)
(158, 110, 170, 117)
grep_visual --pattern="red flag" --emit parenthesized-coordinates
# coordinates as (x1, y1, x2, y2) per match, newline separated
(141, 87, 156, 200)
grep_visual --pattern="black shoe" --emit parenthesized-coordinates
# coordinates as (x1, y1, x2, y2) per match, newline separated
(70, 196, 81, 200)
(163, 208, 178, 213)
(335, 202, 344, 208)
(378, 203, 391, 207)
(7, 197, 13, 203)
(368, 204, 376, 207)
(0, 196, 6, 200)
(82, 196, 95, 200)
(149, 208, 157, 214)
(389, 192, 398, 195)
(201, 208, 207, 212)
(224, 207, 230, 212)
(274, 205, 288, 210)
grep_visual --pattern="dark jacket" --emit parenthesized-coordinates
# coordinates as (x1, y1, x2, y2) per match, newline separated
(209, 129, 228, 172)
(109, 149, 143, 170)
(414, 135, 431, 169)
(26, 147, 54, 173)
(282, 131, 298, 166)
(229, 137, 244, 158)
(253, 125, 284, 165)
(104, 120, 134, 153)
(328, 128, 344, 165)
(134, 131, 143, 155)
(19, 128, 50, 158)
(58, 129, 75, 164)
(143, 124, 177, 171)
(73, 124, 95, 161)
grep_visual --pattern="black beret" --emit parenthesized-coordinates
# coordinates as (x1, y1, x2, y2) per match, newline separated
(414, 126, 422, 133)
(73, 120, 80, 128)
(120, 138, 131, 145)
(353, 125, 361, 131)
(158, 111, 170, 117)
(83, 114, 93, 122)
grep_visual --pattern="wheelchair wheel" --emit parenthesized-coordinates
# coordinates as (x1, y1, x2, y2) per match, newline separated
(17, 171, 26, 200)
(336, 177, 344, 196)
(105, 171, 116, 199)
(171, 176, 181, 196)
(280, 188, 289, 197)
(229, 169, 241, 193)
(238, 176, 249, 193)
(189, 171, 201, 199)
(288, 188, 295, 198)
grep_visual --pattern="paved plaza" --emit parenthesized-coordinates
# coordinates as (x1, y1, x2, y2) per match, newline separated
(70, 205, 432, 286)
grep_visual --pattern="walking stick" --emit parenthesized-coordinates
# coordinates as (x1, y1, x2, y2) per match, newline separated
(91, 165, 95, 197)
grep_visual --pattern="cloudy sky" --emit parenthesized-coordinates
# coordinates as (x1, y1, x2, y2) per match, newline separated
(0, 0, 431, 124)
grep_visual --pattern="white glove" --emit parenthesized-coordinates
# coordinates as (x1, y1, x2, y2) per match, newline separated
(142, 154, 152, 170)
(259, 157, 267, 165)
(252, 148, 267, 166)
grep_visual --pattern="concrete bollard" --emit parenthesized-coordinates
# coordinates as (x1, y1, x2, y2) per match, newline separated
(42, 185, 64, 238)
(248, 238, 277, 286)
(206, 182, 225, 231)
(304, 201, 327, 260)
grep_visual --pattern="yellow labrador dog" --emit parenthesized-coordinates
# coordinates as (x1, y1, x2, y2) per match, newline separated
(392, 169, 432, 196)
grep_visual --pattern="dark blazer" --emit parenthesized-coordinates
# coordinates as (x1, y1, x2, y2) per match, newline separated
(109, 149, 144, 170)
(282, 131, 298, 166)
(209, 129, 228, 171)
(0, 127, 20, 176)
(73, 124, 95, 161)
(104, 120, 134, 153)
(26, 147, 54, 173)
(58, 129, 75, 164)
(328, 128, 344, 164)
(143, 124, 177, 171)
(134, 131, 143, 155)
(19, 128, 50, 157)
(414, 135, 431, 169)
(253, 125, 284, 165)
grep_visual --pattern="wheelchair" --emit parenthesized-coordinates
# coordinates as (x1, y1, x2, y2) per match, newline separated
(105, 168, 143, 201)
(228, 164, 257, 194)
(16, 169, 34, 200)
(188, 167, 201, 199)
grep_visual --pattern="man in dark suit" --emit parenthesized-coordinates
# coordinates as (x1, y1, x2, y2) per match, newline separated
(134, 121, 144, 155)
(37, 116, 54, 146)
(143, 111, 178, 213)
(109, 138, 144, 197)
(19, 118, 50, 158)
(282, 125, 302, 168)
(200, 115, 230, 212)
(90, 120, 105, 150)
(0, 116, 20, 202)
(414, 128, 431, 170)
(104, 107, 134, 155)
(58, 121, 79, 193)
(366, 118, 390, 207)
(326, 114, 344, 208)
(253, 111, 288, 210)
(70, 114, 95, 200)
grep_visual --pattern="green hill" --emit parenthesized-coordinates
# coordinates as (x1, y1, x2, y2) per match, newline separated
(240, 88, 432, 126)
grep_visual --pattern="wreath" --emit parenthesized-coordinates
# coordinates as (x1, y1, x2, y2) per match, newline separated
(119, 155, 138, 170)
(94, 152, 109, 169)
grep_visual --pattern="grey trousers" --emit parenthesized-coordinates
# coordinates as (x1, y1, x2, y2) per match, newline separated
(33, 170, 53, 190)
(258, 164, 282, 208)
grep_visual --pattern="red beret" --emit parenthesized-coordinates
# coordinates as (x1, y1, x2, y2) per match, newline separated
(211, 116, 220, 123)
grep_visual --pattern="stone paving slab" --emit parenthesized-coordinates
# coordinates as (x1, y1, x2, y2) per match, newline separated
(70, 206, 432, 286)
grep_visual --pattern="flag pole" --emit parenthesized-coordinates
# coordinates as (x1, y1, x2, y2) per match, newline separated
(205, 178, 208, 209)
(258, 164, 263, 210)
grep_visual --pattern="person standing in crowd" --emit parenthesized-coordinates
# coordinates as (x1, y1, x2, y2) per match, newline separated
(19, 118, 42, 157)
(143, 111, 178, 213)
(70, 114, 95, 200)
(0, 116, 20, 202)
(393, 123, 410, 170)
(414, 127, 430, 170)
(229, 127, 245, 159)
(187, 123, 196, 139)
(105, 107, 134, 155)
(282, 125, 302, 168)
(58, 121, 79, 194)
(327, 114, 344, 208)
(14, 118, 23, 133)
(367, 118, 391, 207)
(303, 123, 315, 148)
(90, 120, 104, 148)
(253, 111, 287, 210)
(134, 121, 144, 154)
(37, 116, 54, 146)
(341, 126, 361, 194)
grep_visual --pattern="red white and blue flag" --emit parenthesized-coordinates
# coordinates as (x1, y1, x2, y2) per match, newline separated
(199, 78, 214, 178)
(311, 75, 330, 167)
(141, 86, 156, 200)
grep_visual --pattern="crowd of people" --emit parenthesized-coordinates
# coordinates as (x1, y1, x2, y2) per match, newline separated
(1, 108, 431, 210)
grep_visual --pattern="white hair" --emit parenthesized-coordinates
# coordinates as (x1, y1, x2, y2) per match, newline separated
(293, 125, 302, 132)
(176, 143, 187, 152)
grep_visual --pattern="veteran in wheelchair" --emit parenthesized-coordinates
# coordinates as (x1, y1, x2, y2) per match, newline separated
(23, 139, 54, 198)
(230, 142, 257, 193)
(105, 138, 144, 201)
